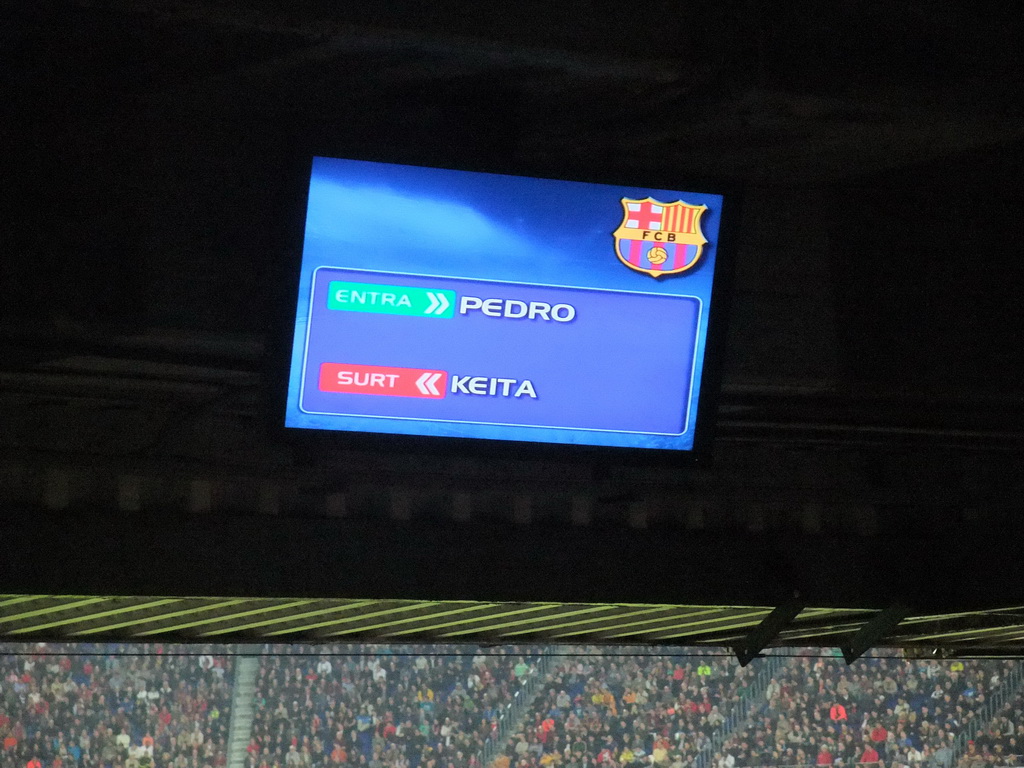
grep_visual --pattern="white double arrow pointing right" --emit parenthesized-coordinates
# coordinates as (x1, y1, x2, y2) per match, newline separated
(424, 292, 450, 315)
(415, 372, 443, 396)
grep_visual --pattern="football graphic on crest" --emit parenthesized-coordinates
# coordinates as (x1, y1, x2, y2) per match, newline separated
(647, 246, 668, 265)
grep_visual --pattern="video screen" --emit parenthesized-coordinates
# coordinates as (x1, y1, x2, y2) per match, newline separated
(285, 158, 725, 451)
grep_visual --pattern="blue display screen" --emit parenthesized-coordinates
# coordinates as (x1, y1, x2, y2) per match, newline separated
(285, 157, 725, 451)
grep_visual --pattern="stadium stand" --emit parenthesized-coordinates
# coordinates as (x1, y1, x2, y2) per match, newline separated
(4, 644, 1023, 768)
(499, 649, 756, 768)
(0, 643, 234, 768)
(714, 654, 1019, 768)
(244, 645, 536, 768)
(499, 651, 1023, 768)
(956, 685, 1024, 768)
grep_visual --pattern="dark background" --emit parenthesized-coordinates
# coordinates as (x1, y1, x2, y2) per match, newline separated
(3, 1, 1024, 622)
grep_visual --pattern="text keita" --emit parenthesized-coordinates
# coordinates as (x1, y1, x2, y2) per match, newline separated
(450, 376, 537, 398)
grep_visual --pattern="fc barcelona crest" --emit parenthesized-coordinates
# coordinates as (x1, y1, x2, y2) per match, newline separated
(613, 197, 709, 278)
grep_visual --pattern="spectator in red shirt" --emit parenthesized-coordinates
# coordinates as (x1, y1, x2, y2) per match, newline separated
(861, 745, 880, 764)
(869, 723, 887, 743)
(26, 758, 42, 768)
(830, 703, 847, 722)
(672, 664, 685, 694)
(816, 747, 833, 766)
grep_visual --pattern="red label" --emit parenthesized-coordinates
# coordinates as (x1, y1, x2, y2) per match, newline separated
(318, 363, 447, 399)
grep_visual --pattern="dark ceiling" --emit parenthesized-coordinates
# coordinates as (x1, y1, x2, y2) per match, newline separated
(6, 0, 1024, 382)
(4, 1, 1024, 649)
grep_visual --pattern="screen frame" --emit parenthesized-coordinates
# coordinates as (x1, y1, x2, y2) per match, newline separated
(266, 154, 739, 468)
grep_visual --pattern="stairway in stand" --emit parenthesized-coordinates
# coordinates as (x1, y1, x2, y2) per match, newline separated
(226, 654, 261, 768)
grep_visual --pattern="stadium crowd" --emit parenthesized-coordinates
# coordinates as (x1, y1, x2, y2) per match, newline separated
(244, 644, 537, 768)
(710, 654, 1015, 768)
(493, 650, 1021, 768)
(0, 643, 234, 768)
(493, 649, 753, 768)
(4, 643, 1024, 768)
(957, 687, 1024, 768)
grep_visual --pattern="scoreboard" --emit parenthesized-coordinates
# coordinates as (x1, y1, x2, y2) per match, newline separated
(285, 157, 727, 453)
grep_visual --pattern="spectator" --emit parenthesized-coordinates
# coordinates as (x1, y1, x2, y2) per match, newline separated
(868, 723, 887, 745)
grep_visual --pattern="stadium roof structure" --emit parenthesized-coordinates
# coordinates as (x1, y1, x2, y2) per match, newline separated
(6, 510, 1024, 659)
(2, 595, 1024, 658)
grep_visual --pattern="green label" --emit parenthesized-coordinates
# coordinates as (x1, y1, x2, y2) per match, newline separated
(326, 281, 456, 318)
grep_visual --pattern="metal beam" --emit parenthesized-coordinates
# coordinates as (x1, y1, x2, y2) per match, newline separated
(264, 602, 438, 637)
(198, 600, 378, 637)
(74, 599, 249, 636)
(734, 599, 805, 666)
(841, 605, 910, 664)
(9, 599, 180, 635)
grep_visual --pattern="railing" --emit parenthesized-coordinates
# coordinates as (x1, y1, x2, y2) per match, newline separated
(693, 651, 789, 768)
(952, 662, 1024, 766)
(957, 758, 1024, 768)
(479, 651, 556, 768)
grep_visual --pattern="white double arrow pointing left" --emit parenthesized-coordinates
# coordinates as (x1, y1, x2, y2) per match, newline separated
(415, 372, 443, 396)
(424, 292, 450, 315)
